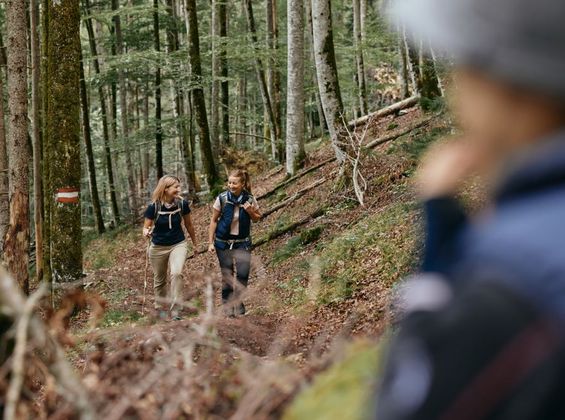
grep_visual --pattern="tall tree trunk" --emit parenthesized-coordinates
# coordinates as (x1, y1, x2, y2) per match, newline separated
(286, 0, 305, 175)
(5, 0, 30, 292)
(420, 45, 442, 99)
(243, 0, 278, 161)
(185, 0, 219, 190)
(236, 76, 247, 147)
(47, 0, 82, 282)
(353, 0, 367, 115)
(266, 0, 282, 160)
(398, 27, 410, 98)
(306, 0, 327, 134)
(30, 0, 44, 283)
(154, 0, 164, 179)
(311, 0, 346, 163)
(83, 0, 120, 225)
(210, 0, 220, 151)
(41, 0, 52, 284)
(0, 53, 8, 260)
(112, 0, 137, 220)
(79, 51, 105, 234)
(219, 0, 229, 146)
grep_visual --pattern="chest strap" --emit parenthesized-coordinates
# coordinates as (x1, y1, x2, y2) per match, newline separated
(157, 207, 181, 229)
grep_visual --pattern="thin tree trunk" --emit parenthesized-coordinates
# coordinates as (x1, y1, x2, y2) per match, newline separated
(311, 0, 346, 163)
(286, 0, 305, 175)
(5, 0, 30, 292)
(353, 0, 367, 115)
(236, 77, 247, 147)
(210, 0, 220, 151)
(398, 27, 410, 98)
(219, 0, 229, 146)
(266, 0, 282, 160)
(84, 0, 120, 226)
(30, 0, 44, 283)
(79, 51, 105, 234)
(47, 0, 82, 282)
(244, 0, 278, 161)
(112, 0, 137, 220)
(185, 0, 219, 190)
(154, 0, 164, 179)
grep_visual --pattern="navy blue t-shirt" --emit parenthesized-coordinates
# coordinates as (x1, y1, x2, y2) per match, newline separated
(144, 199, 190, 246)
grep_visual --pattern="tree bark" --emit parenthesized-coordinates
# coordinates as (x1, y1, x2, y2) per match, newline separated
(84, 0, 120, 226)
(47, 0, 82, 282)
(0, 42, 8, 260)
(79, 51, 105, 234)
(285, 0, 305, 175)
(210, 0, 220, 151)
(244, 0, 278, 161)
(30, 0, 44, 283)
(311, 0, 346, 163)
(154, 0, 164, 179)
(353, 0, 368, 116)
(185, 0, 219, 190)
(112, 0, 138, 220)
(219, 0, 230, 146)
(266, 0, 283, 160)
(5, 0, 30, 293)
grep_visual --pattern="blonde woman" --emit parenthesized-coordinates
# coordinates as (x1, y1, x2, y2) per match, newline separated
(143, 175, 198, 319)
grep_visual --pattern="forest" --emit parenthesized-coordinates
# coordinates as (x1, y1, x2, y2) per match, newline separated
(0, 0, 447, 417)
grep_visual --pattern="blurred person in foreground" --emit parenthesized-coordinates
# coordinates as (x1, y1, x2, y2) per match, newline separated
(376, 0, 565, 419)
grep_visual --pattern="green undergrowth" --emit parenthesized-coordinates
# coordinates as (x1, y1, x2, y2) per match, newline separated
(83, 224, 139, 270)
(271, 226, 325, 265)
(318, 200, 420, 304)
(100, 309, 144, 328)
(283, 339, 381, 420)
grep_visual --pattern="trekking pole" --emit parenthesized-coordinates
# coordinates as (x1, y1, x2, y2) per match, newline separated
(141, 230, 152, 315)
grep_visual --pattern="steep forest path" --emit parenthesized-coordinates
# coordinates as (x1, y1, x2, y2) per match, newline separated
(79, 105, 447, 358)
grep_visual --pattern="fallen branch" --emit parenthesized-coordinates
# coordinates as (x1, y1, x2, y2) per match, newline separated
(347, 95, 419, 129)
(253, 207, 326, 248)
(364, 114, 439, 149)
(261, 178, 329, 218)
(257, 157, 336, 201)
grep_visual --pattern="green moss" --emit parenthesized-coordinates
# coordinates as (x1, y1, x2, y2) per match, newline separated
(271, 226, 325, 265)
(283, 340, 380, 420)
(100, 309, 143, 328)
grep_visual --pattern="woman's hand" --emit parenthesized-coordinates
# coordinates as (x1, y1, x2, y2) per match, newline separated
(143, 227, 153, 238)
(208, 243, 215, 253)
(243, 202, 261, 222)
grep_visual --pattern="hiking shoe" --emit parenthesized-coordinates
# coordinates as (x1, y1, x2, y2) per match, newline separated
(237, 303, 246, 316)
(172, 315, 182, 321)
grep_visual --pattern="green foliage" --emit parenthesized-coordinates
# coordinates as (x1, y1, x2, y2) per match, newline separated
(101, 309, 143, 327)
(318, 201, 420, 304)
(387, 125, 451, 163)
(419, 96, 447, 113)
(283, 340, 380, 420)
(271, 226, 325, 265)
(83, 224, 140, 270)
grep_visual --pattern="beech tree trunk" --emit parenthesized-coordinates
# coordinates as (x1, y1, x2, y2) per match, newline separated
(219, 0, 230, 146)
(311, 0, 346, 163)
(5, 0, 30, 292)
(286, 0, 305, 175)
(47, 0, 82, 282)
(266, 0, 283, 160)
(154, 0, 164, 179)
(353, 0, 368, 115)
(0, 50, 8, 260)
(185, 0, 219, 190)
(210, 0, 220, 150)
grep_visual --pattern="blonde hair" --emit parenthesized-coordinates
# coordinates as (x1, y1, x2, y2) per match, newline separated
(229, 169, 252, 193)
(151, 175, 180, 203)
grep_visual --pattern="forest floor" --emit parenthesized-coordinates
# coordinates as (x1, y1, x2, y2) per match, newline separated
(43, 104, 452, 419)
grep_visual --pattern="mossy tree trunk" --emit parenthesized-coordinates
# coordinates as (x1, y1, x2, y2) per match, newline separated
(30, 0, 44, 283)
(79, 51, 105, 234)
(5, 0, 30, 293)
(311, 0, 346, 163)
(153, 0, 164, 180)
(47, 0, 82, 282)
(285, 0, 306, 176)
(210, 0, 220, 151)
(185, 0, 219, 190)
(83, 0, 120, 226)
(0, 52, 8, 260)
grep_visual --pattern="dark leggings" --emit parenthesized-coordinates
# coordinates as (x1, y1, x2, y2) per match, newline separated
(215, 247, 251, 303)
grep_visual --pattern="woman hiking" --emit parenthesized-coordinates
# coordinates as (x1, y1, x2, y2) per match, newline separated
(143, 175, 198, 320)
(376, 0, 565, 418)
(208, 169, 261, 317)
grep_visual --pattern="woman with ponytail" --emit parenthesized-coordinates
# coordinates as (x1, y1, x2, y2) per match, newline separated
(143, 175, 198, 319)
(208, 169, 261, 316)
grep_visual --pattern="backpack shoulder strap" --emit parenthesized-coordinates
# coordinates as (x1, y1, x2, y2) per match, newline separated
(153, 201, 161, 222)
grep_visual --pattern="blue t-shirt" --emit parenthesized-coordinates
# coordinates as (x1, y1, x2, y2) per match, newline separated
(144, 199, 190, 246)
